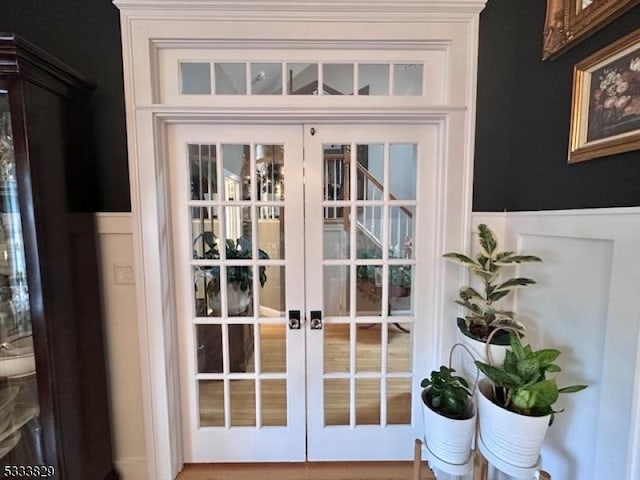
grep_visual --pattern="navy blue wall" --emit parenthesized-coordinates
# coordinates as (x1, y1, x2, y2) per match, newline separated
(2, 1, 639, 212)
(0, 0, 130, 211)
(474, 0, 640, 211)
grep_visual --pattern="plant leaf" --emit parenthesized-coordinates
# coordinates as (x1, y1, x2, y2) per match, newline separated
(494, 255, 542, 265)
(558, 384, 588, 394)
(495, 277, 537, 291)
(478, 224, 497, 256)
(442, 253, 477, 266)
(475, 361, 522, 388)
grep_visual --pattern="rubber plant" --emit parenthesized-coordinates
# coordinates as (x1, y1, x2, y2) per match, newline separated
(443, 224, 542, 343)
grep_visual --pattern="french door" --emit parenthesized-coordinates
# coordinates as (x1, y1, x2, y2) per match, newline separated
(168, 123, 437, 463)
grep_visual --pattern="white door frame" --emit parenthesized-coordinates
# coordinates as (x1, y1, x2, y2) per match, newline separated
(137, 108, 473, 478)
(114, 3, 486, 478)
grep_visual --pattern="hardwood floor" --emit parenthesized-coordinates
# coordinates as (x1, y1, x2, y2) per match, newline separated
(177, 461, 435, 480)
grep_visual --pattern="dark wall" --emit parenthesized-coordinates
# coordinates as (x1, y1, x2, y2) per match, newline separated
(0, 0, 130, 211)
(474, 0, 640, 212)
(3, 1, 639, 212)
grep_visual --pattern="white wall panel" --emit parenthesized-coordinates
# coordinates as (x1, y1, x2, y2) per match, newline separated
(473, 209, 640, 480)
(96, 213, 148, 480)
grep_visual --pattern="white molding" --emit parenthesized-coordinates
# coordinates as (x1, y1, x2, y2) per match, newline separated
(114, 0, 487, 18)
(472, 209, 640, 480)
(95, 212, 133, 234)
(115, 0, 485, 472)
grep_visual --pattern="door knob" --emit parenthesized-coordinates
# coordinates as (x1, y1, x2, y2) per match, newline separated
(288, 310, 301, 330)
(310, 310, 323, 330)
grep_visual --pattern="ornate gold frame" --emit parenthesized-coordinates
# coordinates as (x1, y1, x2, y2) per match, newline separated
(568, 28, 640, 163)
(543, 0, 640, 60)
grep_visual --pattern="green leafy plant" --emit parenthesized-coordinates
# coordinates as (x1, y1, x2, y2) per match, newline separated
(420, 366, 473, 420)
(193, 232, 269, 296)
(443, 224, 542, 343)
(475, 332, 587, 424)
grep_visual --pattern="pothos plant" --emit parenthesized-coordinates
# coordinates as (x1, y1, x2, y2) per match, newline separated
(475, 332, 587, 425)
(193, 232, 269, 298)
(420, 366, 473, 420)
(443, 224, 542, 343)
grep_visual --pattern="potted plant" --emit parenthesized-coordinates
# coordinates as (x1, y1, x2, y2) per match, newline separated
(193, 232, 269, 315)
(443, 224, 542, 374)
(474, 331, 587, 468)
(420, 364, 476, 466)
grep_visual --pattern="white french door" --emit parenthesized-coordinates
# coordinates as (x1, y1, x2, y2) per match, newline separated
(168, 123, 436, 463)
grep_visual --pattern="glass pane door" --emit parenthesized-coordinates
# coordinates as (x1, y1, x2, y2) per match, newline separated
(305, 124, 435, 460)
(168, 124, 306, 462)
(0, 91, 42, 467)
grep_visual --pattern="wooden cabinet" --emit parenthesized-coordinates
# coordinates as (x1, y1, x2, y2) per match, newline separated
(0, 34, 116, 479)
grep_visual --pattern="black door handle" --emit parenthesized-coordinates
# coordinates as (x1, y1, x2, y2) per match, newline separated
(310, 310, 322, 330)
(288, 310, 301, 330)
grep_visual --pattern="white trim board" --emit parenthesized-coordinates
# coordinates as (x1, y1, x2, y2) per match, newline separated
(472, 209, 640, 480)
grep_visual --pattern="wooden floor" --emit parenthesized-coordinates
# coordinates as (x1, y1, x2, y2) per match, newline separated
(177, 461, 435, 480)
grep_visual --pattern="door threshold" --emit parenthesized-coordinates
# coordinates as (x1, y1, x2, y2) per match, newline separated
(177, 461, 435, 480)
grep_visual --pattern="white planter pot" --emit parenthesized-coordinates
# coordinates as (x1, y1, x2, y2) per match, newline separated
(477, 379, 550, 469)
(421, 390, 476, 465)
(459, 331, 509, 382)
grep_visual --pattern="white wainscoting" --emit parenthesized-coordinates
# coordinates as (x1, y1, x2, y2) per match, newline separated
(472, 209, 640, 480)
(96, 213, 148, 480)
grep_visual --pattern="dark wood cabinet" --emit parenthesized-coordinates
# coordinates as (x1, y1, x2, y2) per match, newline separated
(0, 34, 116, 479)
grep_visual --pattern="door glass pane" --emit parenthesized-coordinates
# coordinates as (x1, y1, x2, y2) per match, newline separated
(230, 380, 256, 426)
(193, 266, 222, 318)
(196, 324, 223, 373)
(287, 63, 318, 95)
(224, 206, 252, 258)
(256, 144, 284, 201)
(257, 206, 284, 260)
(324, 379, 350, 425)
(215, 63, 247, 95)
(356, 206, 383, 257)
(199, 380, 225, 427)
(393, 64, 423, 96)
(259, 266, 285, 316)
(323, 207, 350, 260)
(356, 264, 382, 316)
(261, 379, 287, 426)
(324, 266, 350, 317)
(324, 323, 350, 373)
(191, 207, 220, 260)
(323, 64, 354, 95)
(389, 206, 414, 259)
(389, 265, 412, 316)
(259, 324, 286, 373)
(226, 267, 254, 316)
(387, 325, 411, 372)
(357, 144, 384, 200)
(0, 96, 42, 466)
(180, 62, 211, 95)
(250, 63, 283, 95)
(389, 144, 417, 200)
(358, 64, 389, 95)
(356, 324, 382, 372)
(228, 324, 254, 373)
(355, 378, 380, 425)
(323, 144, 350, 201)
(189, 144, 217, 200)
(222, 144, 250, 200)
(386, 378, 411, 424)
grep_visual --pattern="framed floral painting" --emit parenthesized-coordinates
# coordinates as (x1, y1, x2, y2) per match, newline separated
(569, 28, 640, 163)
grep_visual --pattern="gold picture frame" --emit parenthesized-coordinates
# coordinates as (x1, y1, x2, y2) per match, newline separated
(568, 28, 640, 163)
(543, 0, 640, 61)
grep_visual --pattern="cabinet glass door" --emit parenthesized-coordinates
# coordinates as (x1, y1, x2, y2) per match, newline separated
(0, 91, 42, 468)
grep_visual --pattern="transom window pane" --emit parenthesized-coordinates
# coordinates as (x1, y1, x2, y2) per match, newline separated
(287, 63, 318, 95)
(180, 62, 211, 95)
(215, 63, 247, 95)
(393, 64, 423, 96)
(251, 63, 283, 95)
(323, 64, 354, 95)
